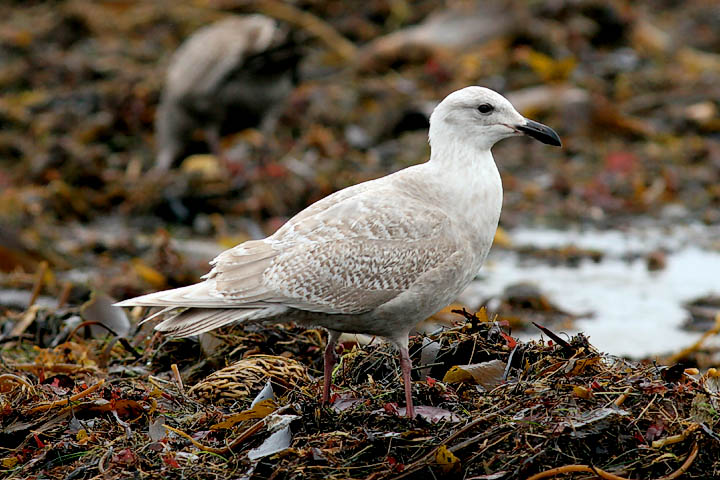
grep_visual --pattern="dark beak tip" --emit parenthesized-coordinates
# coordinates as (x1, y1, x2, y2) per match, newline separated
(518, 119, 562, 148)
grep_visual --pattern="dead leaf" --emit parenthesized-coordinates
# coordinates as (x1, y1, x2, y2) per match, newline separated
(180, 154, 222, 180)
(131, 259, 167, 289)
(80, 291, 130, 337)
(443, 359, 506, 389)
(149, 416, 167, 442)
(331, 395, 365, 413)
(210, 399, 277, 430)
(403, 406, 462, 423)
(565, 357, 601, 376)
(435, 445, 460, 473)
(520, 48, 576, 83)
(247, 425, 292, 462)
(573, 385, 593, 400)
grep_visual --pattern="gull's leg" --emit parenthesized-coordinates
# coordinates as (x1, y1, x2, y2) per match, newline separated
(205, 126, 243, 176)
(322, 329, 342, 404)
(396, 336, 415, 418)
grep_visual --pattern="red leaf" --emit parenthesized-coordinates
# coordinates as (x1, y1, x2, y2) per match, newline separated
(500, 332, 517, 349)
(426, 377, 437, 387)
(33, 434, 45, 449)
(162, 454, 180, 468)
(112, 448, 136, 465)
(645, 422, 665, 441)
(387, 456, 405, 472)
(383, 402, 399, 415)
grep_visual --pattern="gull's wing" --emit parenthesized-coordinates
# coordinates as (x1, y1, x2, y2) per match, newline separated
(117, 171, 465, 336)
(209, 178, 461, 314)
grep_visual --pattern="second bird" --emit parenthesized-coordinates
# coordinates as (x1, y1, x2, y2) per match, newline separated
(155, 14, 302, 171)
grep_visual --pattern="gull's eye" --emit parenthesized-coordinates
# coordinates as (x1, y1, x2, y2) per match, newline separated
(477, 103, 494, 114)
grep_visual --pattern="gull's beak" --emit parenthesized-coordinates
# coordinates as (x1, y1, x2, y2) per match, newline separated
(516, 119, 562, 147)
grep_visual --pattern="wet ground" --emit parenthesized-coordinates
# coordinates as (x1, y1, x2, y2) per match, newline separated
(463, 222, 720, 357)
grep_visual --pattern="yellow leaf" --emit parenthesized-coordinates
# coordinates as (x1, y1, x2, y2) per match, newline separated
(573, 385, 592, 400)
(210, 399, 277, 430)
(493, 227, 512, 248)
(476, 306, 490, 323)
(442, 366, 475, 384)
(180, 154, 222, 179)
(2, 456, 18, 468)
(524, 49, 576, 83)
(442, 360, 507, 389)
(435, 445, 460, 473)
(76, 429, 89, 443)
(132, 259, 166, 289)
(566, 357, 601, 376)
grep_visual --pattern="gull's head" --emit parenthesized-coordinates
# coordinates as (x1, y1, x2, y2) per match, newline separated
(429, 86, 562, 151)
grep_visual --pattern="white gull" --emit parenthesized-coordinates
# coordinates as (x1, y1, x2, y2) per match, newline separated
(116, 86, 562, 417)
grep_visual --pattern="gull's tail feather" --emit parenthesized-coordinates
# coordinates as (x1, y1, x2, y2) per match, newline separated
(155, 305, 288, 337)
(113, 281, 229, 309)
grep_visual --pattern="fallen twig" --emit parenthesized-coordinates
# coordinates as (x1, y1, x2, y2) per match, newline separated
(171, 363, 185, 396)
(526, 442, 699, 480)
(614, 386, 633, 407)
(394, 405, 512, 479)
(27, 261, 49, 309)
(666, 313, 720, 364)
(652, 423, 700, 448)
(0, 373, 34, 390)
(532, 322, 574, 351)
(9, 304, 42, 338)
(163, 404, 291, 454)
(26, 378, 105, 414)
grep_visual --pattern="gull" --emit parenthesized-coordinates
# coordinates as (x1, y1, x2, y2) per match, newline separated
(117, 86, 561, 417)
(155, 15, 302, 171)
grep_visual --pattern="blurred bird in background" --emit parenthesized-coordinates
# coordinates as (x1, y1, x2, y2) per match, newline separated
(154, 14, 303, 172)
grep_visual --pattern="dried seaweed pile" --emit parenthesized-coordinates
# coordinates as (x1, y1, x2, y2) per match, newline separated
(1, 309, 718, 479)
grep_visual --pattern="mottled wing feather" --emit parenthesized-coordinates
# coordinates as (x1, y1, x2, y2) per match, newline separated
(265, 237, 456, 314)
(211, 185, 460, 314)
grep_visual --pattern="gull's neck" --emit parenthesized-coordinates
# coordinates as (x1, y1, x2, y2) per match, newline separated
(426, 129, 500, 184)
(423, 130, 504, 264)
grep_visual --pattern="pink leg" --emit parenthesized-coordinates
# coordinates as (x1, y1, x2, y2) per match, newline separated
(322, 330, 341, 404)
(398, 342, 415, 418)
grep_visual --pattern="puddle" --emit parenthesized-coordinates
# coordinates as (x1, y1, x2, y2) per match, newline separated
(459, 223, 720, 358)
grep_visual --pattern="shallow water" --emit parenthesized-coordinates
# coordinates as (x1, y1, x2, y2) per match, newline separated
(460, 223, 720, 358)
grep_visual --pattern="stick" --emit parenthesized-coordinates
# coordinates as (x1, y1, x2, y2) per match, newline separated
(28, 261, 49, 308)
(394, 405, 512, 479)
(26, 378, 105, 414)
(10, 304, 41, 338)
(666, 313, 720, 364)
(171, 363, 185, 396)
(163, 404, 291, 454)
(0, 373, 34, 390)
(526, 442, 699, 480)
